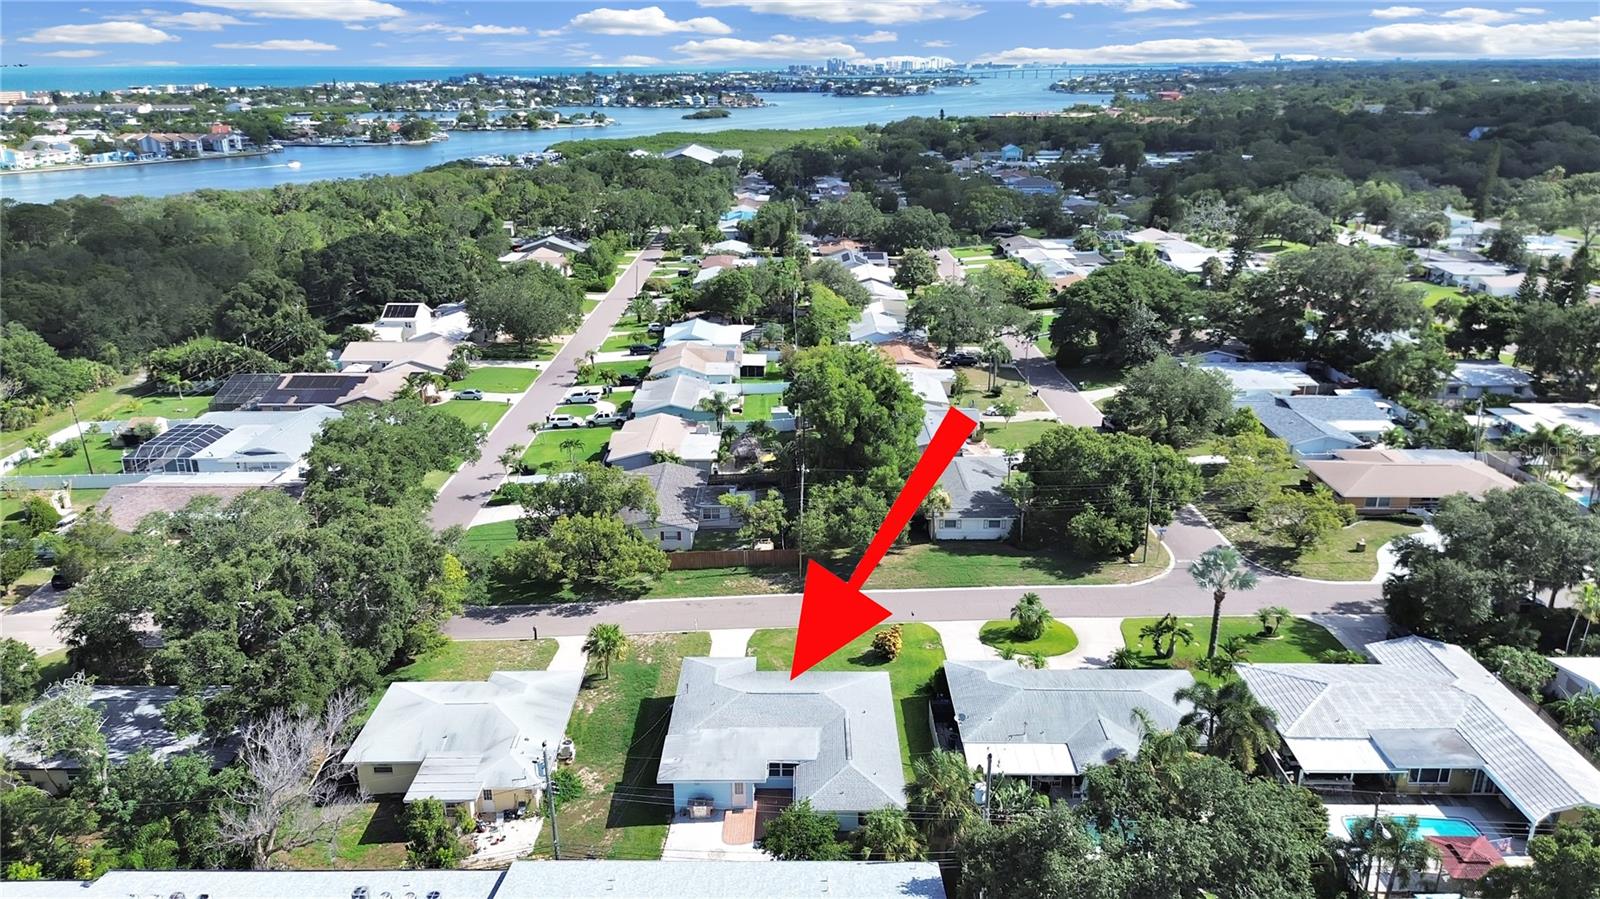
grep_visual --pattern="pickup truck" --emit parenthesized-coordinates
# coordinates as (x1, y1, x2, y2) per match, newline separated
(563, 385, 612, 404)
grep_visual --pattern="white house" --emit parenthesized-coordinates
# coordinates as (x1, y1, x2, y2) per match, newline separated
(1438, 361, 1535, 403)
(930, 456, 1018, 541)
(343, 671, 582, 820)
(649, 343, 765, 384)
(661, 143, 743, 165)
(1549, 657, 1600, 700)
(119, 406, 341, 478)
(659, 658, 906, 831)
(605, 415, 719, 471)
(662, 319, 751, 347)
(336, 334, 455, 374)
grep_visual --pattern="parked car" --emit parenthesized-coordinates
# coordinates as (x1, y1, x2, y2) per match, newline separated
(50, 572, 72, 592)
(563, 386, 611, 403)
(455, 389, 484, 400)
(940, 351, 980, 368)
(618, 373, 644, 387)
(645, 322, 665, 335)
(588, 409, 628, 427)
(544, 413, 587, 428)
(627, 343, 657, 356)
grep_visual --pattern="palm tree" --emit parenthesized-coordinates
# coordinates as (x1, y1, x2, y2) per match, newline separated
(1139, 613, 1193, 660)
(1131, 707, 1198, 775)
(497, 444, 526, 477)
(158, 370, 191, 399)
(697, 393, 738, 432)
(1208, 681, 1280, 774)
(1566, 581, 1600, 653)
(980, 339, 1011, 393)
(1174, 681, 1222, 742)
(627, 293, 657, 324)
(905, 749, 979, 850)
(582, 623, 628, 679)
(859, 808, 924, 861)
(1188, 546, 1258, 658)
(1020, 316, 1044, 361)
(1552, 690, 1600, 730)
(1374, 816, 1438, 895)
(1256, 605, 1291, 637)
(1010, 592, 1052, 642)
(560, 437, 584, 468)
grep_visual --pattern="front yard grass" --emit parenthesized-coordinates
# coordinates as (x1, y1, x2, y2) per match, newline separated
(521, 427, 611, 473)
(979, 619, 1079, 657)
(951, 366, 1048, 413)
(977, 420, 1056, 452)
(1120, 615, 1347, 685)
(1034, 313, 1056, 357)
(1417, 282, 1468, 309)
(585, 360, 650, 381)
(453, 366, 538, 393)
(951, 246, 996, 259)
(284, 799, 408, 870)
(463, 520, 519, 556)
(748, 623, 945, 774)
(480, 341, 559, 362)
(384, 638, 556, 685)
(598, 329, 653, 353)
(1057, 364, 1122, 392)
(1211, 510, 1422, 582)
(9, 433, 126, 477)
(436, 399, 511, 430)
(532, 631, 710, 860)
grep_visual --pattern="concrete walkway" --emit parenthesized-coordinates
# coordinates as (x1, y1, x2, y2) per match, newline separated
(708, 628, 754, 657)
(928, 620, 997, 662)
(468, 504, 524, 528)
(547, 634, 589, 672)
(1050, 618, 1126, 669)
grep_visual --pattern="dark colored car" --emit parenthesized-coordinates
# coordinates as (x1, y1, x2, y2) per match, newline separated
(50, 572, 73, 592)
(627, 343, 657, 356)
(618, 373, 644, 387)
(941, 351, 980, 367)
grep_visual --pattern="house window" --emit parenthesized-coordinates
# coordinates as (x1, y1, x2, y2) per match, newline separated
(372, 765, 393, 774)
(702, 507, 725, 521)
(1363, 497, 1390, 509)
(985, 519, 1003, 529)
(1445, 385, 1461, 395)
(1408, 768, 1449, 785)
(942, 518, 962, 530)
(482, 789, 494, 801)
(1471, 770, 1500, 794)
(767, 762, 797, 778)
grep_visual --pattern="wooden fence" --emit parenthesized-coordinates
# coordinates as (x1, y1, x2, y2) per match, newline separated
(668, 548, 799, 570)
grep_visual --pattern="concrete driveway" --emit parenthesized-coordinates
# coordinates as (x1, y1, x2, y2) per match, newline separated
(0, 585, 67, 654)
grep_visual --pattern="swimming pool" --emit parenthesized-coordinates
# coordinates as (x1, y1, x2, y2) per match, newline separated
(1344, 815, 1483, 839)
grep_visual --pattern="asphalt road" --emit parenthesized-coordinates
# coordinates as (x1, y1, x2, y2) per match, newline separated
(430, 245, 662, 531)
(444, 506, 1386, 641)
(1003, 334, 1104, 428)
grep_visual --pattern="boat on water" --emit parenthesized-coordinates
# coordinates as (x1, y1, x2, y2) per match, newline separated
(285, 160, 302, 169)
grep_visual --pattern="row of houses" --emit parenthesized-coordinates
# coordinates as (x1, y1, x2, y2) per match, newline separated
(0, 125, 251, 169)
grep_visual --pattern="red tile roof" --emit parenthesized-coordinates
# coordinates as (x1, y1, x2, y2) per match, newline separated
(1426, 835, 1504, 881)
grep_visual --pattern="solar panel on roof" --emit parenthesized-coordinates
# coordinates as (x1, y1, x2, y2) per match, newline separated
(212, 373, 281, 410)
(284, 374, 359, 390)
(382, 303, 421, 318)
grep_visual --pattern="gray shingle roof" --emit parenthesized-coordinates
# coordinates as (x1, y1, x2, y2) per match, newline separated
(945, 662, 1195, 774)
(1450, 360, 1533, 388)
(0, 686, 237, 770)
(659, 658, 906, 813)
(937, 456, 1018, 518)
(1238, 636, 1600, 826)
(621, 461, 710, 530)
(1238, 395, 1363, 450)
(632, 374, 716, 416)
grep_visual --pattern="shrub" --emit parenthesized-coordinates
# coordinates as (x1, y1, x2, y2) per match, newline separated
(872, 624, 903, 661)
(1480, 645, 1556, 693)
(0, 638, 41, 705)
(549, 766, 584, 809)
(1317, 649, 1368, 664)
(1010, 592, 1052, 642)
(403, 798, 467, 869)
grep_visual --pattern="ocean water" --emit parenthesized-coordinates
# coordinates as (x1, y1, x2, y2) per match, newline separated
(1, 76, 1102, 203)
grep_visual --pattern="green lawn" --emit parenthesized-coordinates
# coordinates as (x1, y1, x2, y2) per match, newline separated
(599, 330, 653, 353)
(582, 298, 602, 315)
(1034, 313, 1056, 357)
(1417, 282, 1467, 309)
(463, 520, 519, 556)
(284, 800, 408, 870)
(748, 623, 945, 774)
(480, 341, 559, 362)
(1214, 512, 1422, 581)
(979, 619, 1079, 657)
(533, 631, 710, 860)
(951, 246, 996, 259)
(978, 420, 1056, 452)
(951, 366, 1048, 413)
(1120, 615, 1347, 684)
(521, 427, 612, 473)
(1057, 364, 1122, 392)
(436, 399, 511, 430)
(383, 638, 556, 685)
(9, 433, 126, 476)
(421, 469, 452, 494)
(585, 360, 650, 381)
(1254, 240, 1310, 253)
(731, 393, 781, 421)
(36, 649, 72, 688)
(454, 367, 538, 393)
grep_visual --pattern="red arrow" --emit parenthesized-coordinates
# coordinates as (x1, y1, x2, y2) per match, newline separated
(790, 406, 978, 678)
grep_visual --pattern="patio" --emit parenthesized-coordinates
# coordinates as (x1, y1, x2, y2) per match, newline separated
(1323, 797, 1533, 858)
(660, 810, 768, 861)
(463, 814, 544, 868)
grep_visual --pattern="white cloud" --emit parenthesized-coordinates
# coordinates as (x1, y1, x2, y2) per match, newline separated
(1369, 5, 1425, 18)
(696, 0, 982, 25)
(1340, 15, 1600, 56)
(1124, 0, 1192, 10)
(1058, 12, 1074, 19)
(985, 37, 1254, 64)
(377, 19, 528, 36)
(38, 49, 107, 58)
(674, 33, 864, 61)
(568, 6, 732, 35)
(923, 39, 953, 47)
(1515, 7, 1546, 13)
(215, 38, 339, 51)
(583, 54, 664, 66)
(1028, 0, 1191, 10)
(189, 0, 404, 21)
(21, 21, 177, 44)
(1440, 7, 1519, 23)
(452, 24, 529, 35)
(126, 10, 250, 30)
(857, 30, 898, 43)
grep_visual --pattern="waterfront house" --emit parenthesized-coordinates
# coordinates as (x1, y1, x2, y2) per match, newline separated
(659, 657, 906, 831)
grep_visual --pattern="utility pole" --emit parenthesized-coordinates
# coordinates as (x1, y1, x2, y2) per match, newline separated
(982, 752, 994, 823)
(1141, 459, 1156, 564)
(66, 400, 94, 475)
(795, 405, 807, 577)
(543, 741, 562, 860)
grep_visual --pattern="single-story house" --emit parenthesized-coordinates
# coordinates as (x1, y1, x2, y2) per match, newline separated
(1303, 447, 1518, 515)
(1, 686, 238, 795)
(95, 484, 265, 531)
(498, 244, 574, 274)
(1549, 657, 1600, 700)
(1198, 361, 1321, 395)
(875, 340, 940, 368)
(709, 239, 752, 256)
(631, 375, 739, 421)
(1001, 174, 1059, 196)
(649, 343, 765, 384)
(661, 143, 743, 165)
(662, 319, 751, 347)
(29, 861, 947, 899)
(248, 369, 424, 412)
(1238, 636, 1600, 840)
(515, 233, 589, 256)
(605, 415, 720, 471)
(849, 306, 904, 345)
(930, 456, 1018, 541)
(1463, 272, 1528, 297)
(659, 657, 906, 831)
(943, 662, 1194, 799)
(1492, 402, 1600, 439)
(119, 406, 341, 478)
(620, 462, 743, 550)
(1423, 258, 1509, 287)
(999, 143, 1023, 162)
(1237, 394, 1395, 458)
(343, 670, 582, 819)
(1438, 361, 1536, 403)
(336, 334, 454, 374)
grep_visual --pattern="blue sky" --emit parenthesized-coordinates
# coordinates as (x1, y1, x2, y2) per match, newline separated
(3, 1, 1598, 68)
